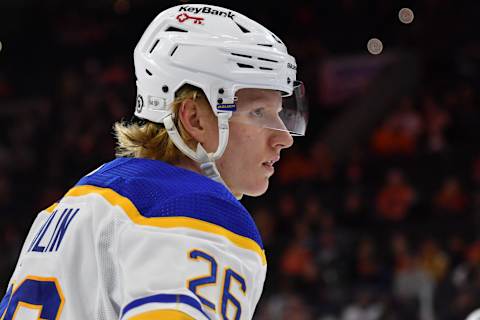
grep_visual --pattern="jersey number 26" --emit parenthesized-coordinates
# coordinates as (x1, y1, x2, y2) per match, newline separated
(188, 250, 247, 320)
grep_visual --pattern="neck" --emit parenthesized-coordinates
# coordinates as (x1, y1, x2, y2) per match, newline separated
(174, 157, 243, 200)
(175, 156, 202, 175)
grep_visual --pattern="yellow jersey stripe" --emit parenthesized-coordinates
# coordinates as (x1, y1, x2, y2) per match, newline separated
(59, 185, 266, 265)
(127, 309, 195, 320)
(45, 202, 58, 213)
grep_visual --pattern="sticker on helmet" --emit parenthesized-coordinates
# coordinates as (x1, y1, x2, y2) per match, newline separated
(216, 103, 237, 111)
(136, 95, 144, 113)
(178, 6, 235, 20)
(176, 13, 204, 25)
(148, 96, 167, 110)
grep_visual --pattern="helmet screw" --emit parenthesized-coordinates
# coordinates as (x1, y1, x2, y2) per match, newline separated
(217, 98, 223, 104)
(218, 88, 224, 94)
(162, 85, 169, 93)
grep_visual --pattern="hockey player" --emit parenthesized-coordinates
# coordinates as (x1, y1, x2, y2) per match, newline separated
(0, 4, 307, 320)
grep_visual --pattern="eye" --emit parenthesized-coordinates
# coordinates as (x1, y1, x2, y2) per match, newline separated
(250, 108, 265, 118)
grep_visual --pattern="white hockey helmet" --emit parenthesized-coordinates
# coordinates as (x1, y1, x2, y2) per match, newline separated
(467, 309, 480, 320)
(133, 4, 307, 183)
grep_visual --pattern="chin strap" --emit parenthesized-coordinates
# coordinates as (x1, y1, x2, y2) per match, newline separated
(163, 112, 231, 187)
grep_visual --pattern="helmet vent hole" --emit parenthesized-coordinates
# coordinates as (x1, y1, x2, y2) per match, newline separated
(258, 44, 273, 47)
(145, 69, 153, 76)
(170, 45, 179, 56)
(237, 63, 254, 69)
(258, 57, 278, 63)
(234, 22, 250, 33)
(149, 39, 160, 53)
(165, 26, 188, 33)
(231, 52, 252, 59)
(259, 67, 273, 71)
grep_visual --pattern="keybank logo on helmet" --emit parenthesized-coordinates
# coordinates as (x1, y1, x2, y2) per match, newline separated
(178, 6, 235, 19)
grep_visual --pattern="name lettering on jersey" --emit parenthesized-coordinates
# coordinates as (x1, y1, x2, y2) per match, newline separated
(178, 6, 235, 20)
(28, 207, 80, 253)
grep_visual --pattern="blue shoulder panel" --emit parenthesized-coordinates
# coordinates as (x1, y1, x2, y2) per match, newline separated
(76, 158, 263, 249)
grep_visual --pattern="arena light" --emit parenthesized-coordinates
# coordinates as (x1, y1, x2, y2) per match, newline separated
(367, 38, 383, 55)
(399, 8, 414, 24)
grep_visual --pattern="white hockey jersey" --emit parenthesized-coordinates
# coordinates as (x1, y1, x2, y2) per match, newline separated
(0, 158, 267, 320)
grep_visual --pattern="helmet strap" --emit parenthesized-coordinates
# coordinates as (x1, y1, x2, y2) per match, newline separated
(163, 113, 231, 189)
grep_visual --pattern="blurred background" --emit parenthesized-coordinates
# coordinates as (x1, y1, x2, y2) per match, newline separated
(1, 0, 480, 319)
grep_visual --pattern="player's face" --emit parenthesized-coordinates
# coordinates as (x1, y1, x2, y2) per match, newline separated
(206, 88, 294, 197)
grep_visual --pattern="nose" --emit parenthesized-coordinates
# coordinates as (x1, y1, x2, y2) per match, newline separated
(270, 128, 294, 150)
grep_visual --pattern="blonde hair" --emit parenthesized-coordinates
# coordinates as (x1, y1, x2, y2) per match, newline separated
(113, 84, 209, 164)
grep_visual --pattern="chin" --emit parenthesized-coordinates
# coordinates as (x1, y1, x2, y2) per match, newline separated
(243, 179, 270, 197)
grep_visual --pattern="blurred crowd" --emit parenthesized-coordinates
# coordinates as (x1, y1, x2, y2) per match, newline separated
(254, 79, 480, 319)
(1, 0, 480, 319)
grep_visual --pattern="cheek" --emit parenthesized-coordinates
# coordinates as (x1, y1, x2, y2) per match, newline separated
(217, 125, 271, 196)
(220, 126, 261, 171)
(229, 125, 261, 160)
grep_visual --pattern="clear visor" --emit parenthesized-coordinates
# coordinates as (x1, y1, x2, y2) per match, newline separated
(229, 81, 308, 136)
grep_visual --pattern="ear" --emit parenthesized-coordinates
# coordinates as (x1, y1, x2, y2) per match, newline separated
(178, 98, 209, 144)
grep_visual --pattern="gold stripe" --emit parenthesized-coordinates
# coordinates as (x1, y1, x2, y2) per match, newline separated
(64, 185, 267, 265)
(127, 309, 195, 320)
(45, 203, 58, 213)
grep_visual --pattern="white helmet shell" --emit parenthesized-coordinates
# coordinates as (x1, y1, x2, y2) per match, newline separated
(133, 4, 298, 122)
(467, 310, 480, 320)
